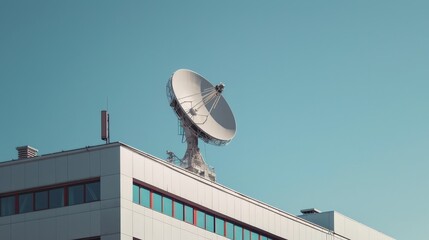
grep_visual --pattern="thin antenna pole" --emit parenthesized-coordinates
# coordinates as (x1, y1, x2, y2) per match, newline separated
(107, 97, 110, 143)
(107, 112, 110, 143)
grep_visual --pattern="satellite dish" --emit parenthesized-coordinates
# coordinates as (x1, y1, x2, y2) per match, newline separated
(166, 69, 236, 181)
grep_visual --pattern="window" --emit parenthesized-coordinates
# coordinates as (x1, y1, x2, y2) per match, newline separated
(184, 205, 193, 224)
(35, 191, 48, 210)
(196, 210, 205, 228)
(69, 185, 84, 205)
(235, 225, 243, 240)
(133, 185, 139, 204)
(174, 201, 183, 220)
(131, 182, 277, 240)
(49, 188, 64, 208)
(206, 214, 214, 232)
(19, 193, 33, 213)
(153, 192, 162, 212)
(140, 187, 150, 208)
(0, 196, 15, 216)
(243, 229, 250, 240)
(226, 221, 234, 239)
(163, 197, 172, 216)
(215, 217, 225, 236)
(86, 182, 100, 202)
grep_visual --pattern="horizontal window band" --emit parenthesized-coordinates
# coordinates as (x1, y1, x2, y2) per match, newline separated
(133, 178, 283, 240)
(0, 177, 100, 197)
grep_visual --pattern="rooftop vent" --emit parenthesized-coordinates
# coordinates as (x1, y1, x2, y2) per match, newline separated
(16, 145, 38, 159)
(300, 208, 321, 215)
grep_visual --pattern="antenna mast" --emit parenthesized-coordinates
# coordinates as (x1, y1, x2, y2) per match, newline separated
(101, 110, 110, 144)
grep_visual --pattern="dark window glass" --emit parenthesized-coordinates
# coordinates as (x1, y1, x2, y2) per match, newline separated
(243, 229, 250, 240)
(69, 185, 84, 205)
(19, 193, 33, 213)
(140, 187, 150, 208)
(184, 205, 193, 224)
(49, 188, 64, 208)
(133, 185, 139, 204)
(85, 182, 100, 202)
(196, 210, 205, 228)
(226, 222, 234, 239)
(235, 225, 243, 240)
(152, 192, 162, 212)
(215, 217, 225, 236)
(0, 196, 15, 216)
(35, 191, 48, 210)
(163, 196, 172, 216)
(251, 232, 259, 240)
(174, 201, 184, 221)
(206, 214, 214, 232)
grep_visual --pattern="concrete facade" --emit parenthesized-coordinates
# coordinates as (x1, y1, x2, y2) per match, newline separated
(0, 142, 395, 240)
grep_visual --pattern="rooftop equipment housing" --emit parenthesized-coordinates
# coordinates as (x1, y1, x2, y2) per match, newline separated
(16, 145, 38, 159)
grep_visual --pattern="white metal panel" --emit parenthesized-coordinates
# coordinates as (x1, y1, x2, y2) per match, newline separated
(240, 200, 250, 227)
(100, 147, 120, 176)
(144, 215, 154, 240)
(254, 205, 263, 230)
(152, 161, 164, 189)
(10, 222, 27, 240)
(181, 174, 197, 203)
(37, 217, 57, 240)
(54, 155, 68, 183)
(101, 174, 120, 200)
(132, 211, 145, 239)
(121, 174, 133, 202)
(248, 199, 257, 226)
(163, 164, 172, 192)
(163, 223, 172, 240)
(143, 156, 154, 185)
(68, 212, 92, 239)
(172, 225, 182, 240)
(0, 224, 10, 239)
(101, 198, 120, 209)
(212, 186, 220, 213)
(153, 218, 164, 239)
(132, 153, 145, 181)
(102, 233, 121, 240)
(100, 207, 120, 235)
(68, 152, 90, 181)
(197, 181, 206, 206)
(234, 197, 242, 221)
(170, 169, 182, 197)
(226, 193, 235, 217)
(89, 209, 101, 237)
(10, 164, 25, 190)
(89, 150, 101, 177)
(121, 233, 134, 240)
(121, 207, 133, 237)
(0, 166, 11, 193)
(120, 146, 133, 178)
(55, 214, 68, 239)
(38, 158, 55, 186)
(24, 161, 38, 189)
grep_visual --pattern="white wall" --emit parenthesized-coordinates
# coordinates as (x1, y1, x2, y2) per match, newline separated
(122, 146, 335, 240)
(0, 144, 122, 240)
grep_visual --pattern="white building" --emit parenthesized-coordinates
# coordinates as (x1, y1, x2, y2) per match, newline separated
(0, 143, 395, 240)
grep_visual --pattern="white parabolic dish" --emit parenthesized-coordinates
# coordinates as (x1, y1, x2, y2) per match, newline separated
(167, 69, 236, 145)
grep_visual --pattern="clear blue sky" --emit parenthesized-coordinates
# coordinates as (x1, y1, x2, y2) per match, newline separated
(1, 1, 428, 239)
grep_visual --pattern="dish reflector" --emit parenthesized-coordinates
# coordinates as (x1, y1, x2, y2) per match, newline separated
(167, 69, 236, 145)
